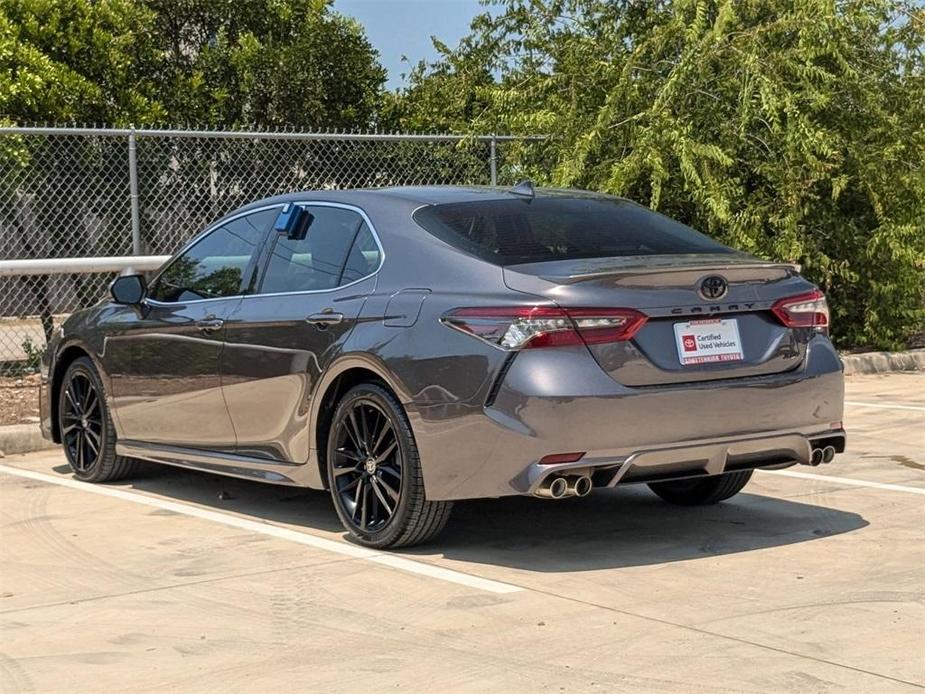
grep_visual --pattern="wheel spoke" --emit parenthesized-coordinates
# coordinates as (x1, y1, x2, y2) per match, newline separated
(333, 463, 360, 477)
(81, 380, 93, 409)
(345, 410, 364, 453)
(371, 420, 393, 457)
(352, 479, 365, 520)
(84, 389, 99, 415)
(357, 405, 371, 451)
(64, 387, 81, 414)
(370, 478, 394, 515)
(62, 423, 79, 435)
(84, 429, 100, 456)
(340, 476, 361, 493)
(334, 447, 364, 462)
(378, 464, 400, 480)
(76, 432, 85, 470)
(372, 439, 397, 465)
(359, 483, 369, 529)
(377, 473, 400, 502)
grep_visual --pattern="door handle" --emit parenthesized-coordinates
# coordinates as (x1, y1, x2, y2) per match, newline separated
(305, 311, 344, 327)
(197, 317, 225, 334)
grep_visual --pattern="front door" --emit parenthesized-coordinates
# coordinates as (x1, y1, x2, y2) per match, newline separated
(107, 207, 279, 449)
(220, 203, 383, 462)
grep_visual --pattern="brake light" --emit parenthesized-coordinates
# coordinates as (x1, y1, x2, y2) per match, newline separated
(771, 290, 829, 330)
(442, 306, 647, 350)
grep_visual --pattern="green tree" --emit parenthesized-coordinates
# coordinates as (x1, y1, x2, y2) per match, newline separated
(0, 0, 164, 124)
(146, 0, 386, 129)
(401, 0, 925, 349)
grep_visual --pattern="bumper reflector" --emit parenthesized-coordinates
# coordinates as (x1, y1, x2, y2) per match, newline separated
(538, 452, 586, 465)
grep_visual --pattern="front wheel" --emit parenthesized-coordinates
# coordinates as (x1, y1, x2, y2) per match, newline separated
(648, 470, 753, 506)
(58, 357, 137, 483)
(326, 383, 452, 548)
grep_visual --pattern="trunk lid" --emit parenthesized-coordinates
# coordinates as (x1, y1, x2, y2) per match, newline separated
(503, 254, 813, 386)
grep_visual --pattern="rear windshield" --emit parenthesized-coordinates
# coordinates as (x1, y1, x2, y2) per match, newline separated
(412, 196, 732, 265)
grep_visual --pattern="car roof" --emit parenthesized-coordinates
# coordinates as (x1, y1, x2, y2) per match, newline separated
(231, 185, 621, 215)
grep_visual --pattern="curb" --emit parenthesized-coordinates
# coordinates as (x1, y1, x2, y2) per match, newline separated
(0, 424, 56, 457)
(841, 348, 925, 376)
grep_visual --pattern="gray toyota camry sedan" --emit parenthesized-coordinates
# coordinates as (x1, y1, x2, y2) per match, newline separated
(40, 184, 846, 547)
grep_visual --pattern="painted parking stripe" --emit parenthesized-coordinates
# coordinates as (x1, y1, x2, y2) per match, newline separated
(844, 400, 925, 412)
(763, 469, 925, 495)
(0, 464, 521, 595)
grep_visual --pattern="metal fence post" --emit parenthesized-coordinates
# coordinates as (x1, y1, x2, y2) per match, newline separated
(490, 135, 497, 186)
(128, 127, 141, 255)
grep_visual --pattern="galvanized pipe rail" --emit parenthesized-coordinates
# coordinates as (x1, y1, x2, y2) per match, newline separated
(0, 256, 170, 277)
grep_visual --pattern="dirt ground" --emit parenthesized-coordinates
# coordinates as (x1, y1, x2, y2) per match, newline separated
(0, 375, 40, 426)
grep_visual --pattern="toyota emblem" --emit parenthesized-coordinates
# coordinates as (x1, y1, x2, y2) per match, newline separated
(699, 275, 728, 300)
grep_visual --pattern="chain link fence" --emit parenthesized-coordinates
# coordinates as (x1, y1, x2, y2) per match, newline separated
(0, 126, 540, 379)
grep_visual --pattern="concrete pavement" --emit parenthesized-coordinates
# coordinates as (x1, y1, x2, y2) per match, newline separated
(1, 373, 923, 692)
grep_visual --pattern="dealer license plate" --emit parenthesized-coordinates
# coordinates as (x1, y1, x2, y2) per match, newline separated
(673, 318, 744, 365)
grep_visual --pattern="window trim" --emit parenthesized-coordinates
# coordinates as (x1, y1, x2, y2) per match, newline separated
(246, 201, 385, 299)
(146, 204, 285, 307)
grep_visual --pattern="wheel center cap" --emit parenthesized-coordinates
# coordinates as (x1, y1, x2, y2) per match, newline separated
(80, 416, 89, 429)
(364, 458, 377, 474)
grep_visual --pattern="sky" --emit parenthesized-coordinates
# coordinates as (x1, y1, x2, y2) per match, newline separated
(333, 0, 490, 90)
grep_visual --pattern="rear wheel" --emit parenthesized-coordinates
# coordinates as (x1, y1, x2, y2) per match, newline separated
(58, 357, 136, 483)
(648, 470, 753, 505)
(326, 383, 452, 548)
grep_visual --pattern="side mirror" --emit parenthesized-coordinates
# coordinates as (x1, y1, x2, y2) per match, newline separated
(110, 274, 147, 305)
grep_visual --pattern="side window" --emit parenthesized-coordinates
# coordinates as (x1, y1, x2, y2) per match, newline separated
(341, 222, 381, 284)
(150, 208, 276, 302)
(259, 206, 381, 294)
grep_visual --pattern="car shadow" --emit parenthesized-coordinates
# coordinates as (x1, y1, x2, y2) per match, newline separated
(55, 462, 868, 572)
(421, 487, 869, 572)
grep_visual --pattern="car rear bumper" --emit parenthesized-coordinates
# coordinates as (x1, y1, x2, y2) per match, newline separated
(409, 335, 844, 501)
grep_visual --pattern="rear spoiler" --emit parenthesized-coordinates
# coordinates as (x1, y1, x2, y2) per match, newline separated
(536, 261, 801, 284)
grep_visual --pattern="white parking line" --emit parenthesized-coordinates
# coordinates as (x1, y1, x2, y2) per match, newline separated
(844, 400, 925, 412)
(0, 464, 521, 595)
(763, 469, 925, 495)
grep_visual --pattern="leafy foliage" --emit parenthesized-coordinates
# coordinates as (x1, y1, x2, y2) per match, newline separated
(398, 0, 925, 349)
(1, 0, 921, 349)
(0, 0, 386, 128)
(0, 0, 164, 124)
(145, 0, 386, 128)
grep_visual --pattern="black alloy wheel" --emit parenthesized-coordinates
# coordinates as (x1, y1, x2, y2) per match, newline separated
(332, 398, 403, 532)
(58, 357, 137, 482)
(327, 383, 452, 548)
(61, 370, 103, 473)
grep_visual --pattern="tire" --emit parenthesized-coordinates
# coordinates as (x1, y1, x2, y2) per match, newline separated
(647, 470, 753, 506)
(326, 383, 452, 548)
(58, 357, 137, 483)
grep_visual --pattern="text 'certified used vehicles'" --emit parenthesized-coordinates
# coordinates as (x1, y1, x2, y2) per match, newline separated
(40, 184, 845, 547)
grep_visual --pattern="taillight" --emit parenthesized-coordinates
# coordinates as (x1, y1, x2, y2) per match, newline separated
(771, 289, 829, 330)
(441, 306, 647, 350)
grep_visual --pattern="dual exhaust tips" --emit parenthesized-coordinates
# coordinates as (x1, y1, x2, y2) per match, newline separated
(805, 445, 837, 466)
(536, 475, 593, 499)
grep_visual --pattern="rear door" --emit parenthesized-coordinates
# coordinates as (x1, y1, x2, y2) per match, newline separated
(108, 207, 279, 448)
(220, 203, 383, 463)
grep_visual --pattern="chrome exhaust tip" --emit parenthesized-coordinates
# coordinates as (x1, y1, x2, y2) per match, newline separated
(571, 475, 592, 498)
(536, 476, 569, 499)
(821, 445, 836, 464)
(809, 448, 823, 466)
(548, 477, 568, 499)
